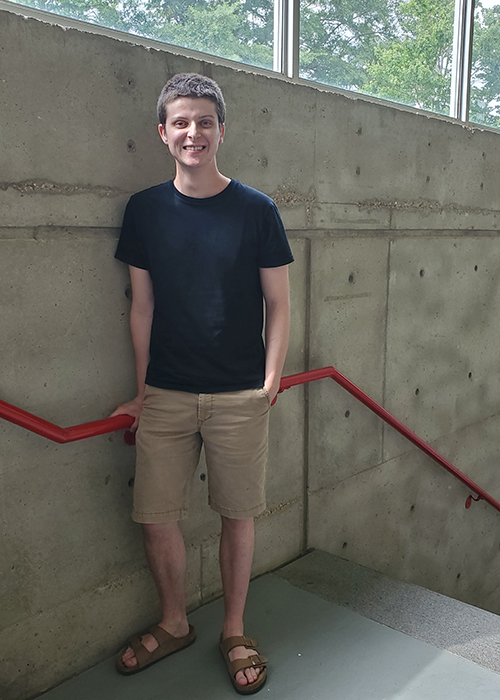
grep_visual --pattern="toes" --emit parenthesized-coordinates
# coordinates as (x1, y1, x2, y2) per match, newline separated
(226, 644, 264, 687)
(235, 667, 260, 685)
(245, 667, 259, 684)
(122, 647, 137, 668)
(236, 670, 248, 686)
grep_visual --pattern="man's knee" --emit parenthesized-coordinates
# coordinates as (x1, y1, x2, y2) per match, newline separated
(142, 520, 181, 543)
(221, 516, 254, 534)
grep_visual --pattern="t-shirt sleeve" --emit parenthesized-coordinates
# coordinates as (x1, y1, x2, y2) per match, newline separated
(115, 197, 149, 270)
(258, 201, 294, 268)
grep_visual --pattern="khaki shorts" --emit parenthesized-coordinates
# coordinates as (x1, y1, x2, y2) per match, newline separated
(133, 385, 271, 523)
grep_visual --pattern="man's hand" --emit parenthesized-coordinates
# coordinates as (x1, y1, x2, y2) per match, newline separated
(264, 376, 281, 405)
(110, 396, 143, 432)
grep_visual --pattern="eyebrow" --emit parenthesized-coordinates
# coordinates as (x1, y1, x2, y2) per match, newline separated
(170, 114, 216, 121)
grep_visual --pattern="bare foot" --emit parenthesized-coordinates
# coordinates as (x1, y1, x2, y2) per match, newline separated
(228, 644, 262, 686)
(122, 621, 190, 669)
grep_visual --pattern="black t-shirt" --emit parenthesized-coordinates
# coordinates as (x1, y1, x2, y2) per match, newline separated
(115, 179, 294, 393)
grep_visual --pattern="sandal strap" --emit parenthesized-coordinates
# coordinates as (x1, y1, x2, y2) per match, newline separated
(149, 624, 174, 646)
(230, 653, 268, 677)
(220, 635, 259, 655)
(128, 625, 176, 669)
(129, 634, 152, 669)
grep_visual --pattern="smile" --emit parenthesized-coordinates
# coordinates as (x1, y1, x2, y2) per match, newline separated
(184, 146, 205, 151)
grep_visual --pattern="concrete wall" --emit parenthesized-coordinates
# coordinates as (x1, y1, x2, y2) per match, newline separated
(1, 6, 500, 699)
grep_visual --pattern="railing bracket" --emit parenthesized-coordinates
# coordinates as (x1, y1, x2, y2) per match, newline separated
(465, 494, 484, 509)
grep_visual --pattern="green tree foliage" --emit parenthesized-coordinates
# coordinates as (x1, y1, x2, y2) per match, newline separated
(168, 0, 273, 66)
(299, 0, 500, 126)
(299, 0, 399, 89)
(27, 0, 274, 68)
(470, 3, 500, 126)
(364, 0, 454, 114)
(14, 0, 500, 127)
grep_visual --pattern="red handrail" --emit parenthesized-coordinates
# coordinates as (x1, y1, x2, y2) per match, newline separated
(0, 366, 498, 513)
(0, 398, 133, 443)
(278, 367, 500, 514)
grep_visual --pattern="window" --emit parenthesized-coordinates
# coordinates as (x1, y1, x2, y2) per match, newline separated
(300, 0, 454, 116)
(470, 0, 500, 128)
(8, 0, 500, 130)
(13, 0, 274, 70)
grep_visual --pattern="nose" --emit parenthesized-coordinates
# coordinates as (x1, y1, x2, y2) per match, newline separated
(187, 121, 199, 139)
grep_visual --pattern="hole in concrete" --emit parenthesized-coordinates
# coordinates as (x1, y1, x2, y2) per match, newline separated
(474, 265, 478, 271)
(127, 139, 136, 153)
(348, 273, 355, 283)
(125, 284, 132, 300)
(456, 573, 461, 580)
(200, 473, 206, 481)
(342, 542, 348, 549)
(415, 388, 420, 396)
(426, 176, 430, 183)
(345, 410, 350, 418)
(355, 166, 361, 176)
(480, 182, 484, 190)
(419, 269, 425, 277)
(128, 478, 135, 488)
(468, 372, 473, 379)
(356, 127, 362, 135)
(410, 504, 415, 512)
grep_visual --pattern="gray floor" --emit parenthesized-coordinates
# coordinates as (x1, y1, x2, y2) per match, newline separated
(274, 550, 500, 674)
(37, 551, 500, 699)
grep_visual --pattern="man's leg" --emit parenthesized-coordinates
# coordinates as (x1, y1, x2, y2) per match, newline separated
(220, 515, 261, 687)
(121, 521, 190, 668)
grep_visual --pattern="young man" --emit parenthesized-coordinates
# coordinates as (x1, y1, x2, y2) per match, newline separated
(112, 73, 293, 694)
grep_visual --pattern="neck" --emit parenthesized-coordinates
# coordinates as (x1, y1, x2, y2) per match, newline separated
(174, 162, 230, 199)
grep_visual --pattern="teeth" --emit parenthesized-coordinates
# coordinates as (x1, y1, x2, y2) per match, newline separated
(185, 146, 204, 151)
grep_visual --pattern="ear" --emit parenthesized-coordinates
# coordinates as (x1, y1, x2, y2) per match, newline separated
(219, 123, 225, 144)
(158, 123, 168, 144)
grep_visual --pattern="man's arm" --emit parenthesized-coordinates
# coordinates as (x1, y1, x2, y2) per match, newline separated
(111, 265, 154, 430)
(260, 265, 291, 403)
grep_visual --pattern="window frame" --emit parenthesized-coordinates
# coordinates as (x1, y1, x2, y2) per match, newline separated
(1, 0, 498, 130)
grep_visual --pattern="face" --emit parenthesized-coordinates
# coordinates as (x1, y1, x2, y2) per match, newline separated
(158, 97, 225, 170)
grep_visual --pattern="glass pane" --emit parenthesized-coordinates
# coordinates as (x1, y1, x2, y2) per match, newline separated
(300, 0, 454, 116)
(470, 0, 500, 129)
(10, 0, 274, 71)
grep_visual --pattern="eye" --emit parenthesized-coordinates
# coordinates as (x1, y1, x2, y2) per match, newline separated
(173, 120, 187, 128)
(201, 120, 213, 127)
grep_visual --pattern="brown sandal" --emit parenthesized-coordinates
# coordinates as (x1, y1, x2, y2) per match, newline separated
(116, 623, 196, 675)
(219, 635, 268, 695)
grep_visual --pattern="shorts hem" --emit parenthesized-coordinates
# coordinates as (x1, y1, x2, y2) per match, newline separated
(209, 500, 266, 519)
(132, 508, 188, 523)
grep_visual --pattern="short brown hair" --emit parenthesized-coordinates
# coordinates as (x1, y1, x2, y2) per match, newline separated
(157, 73, 226, 127)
